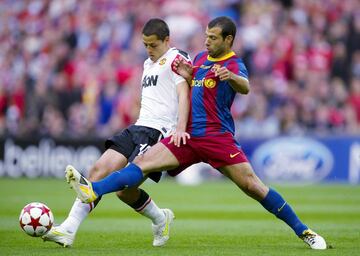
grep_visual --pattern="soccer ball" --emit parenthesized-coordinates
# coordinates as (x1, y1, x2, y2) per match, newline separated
(19, 202, 54, 237)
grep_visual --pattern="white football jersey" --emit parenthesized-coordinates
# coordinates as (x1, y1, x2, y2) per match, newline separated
(135, 47, 191, 137)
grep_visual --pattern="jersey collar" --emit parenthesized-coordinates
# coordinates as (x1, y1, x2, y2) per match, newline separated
(207, 51, 235, 62)
(152, 47, 173, 64)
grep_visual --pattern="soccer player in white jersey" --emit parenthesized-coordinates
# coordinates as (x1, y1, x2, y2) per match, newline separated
(42, 18, 191, 247)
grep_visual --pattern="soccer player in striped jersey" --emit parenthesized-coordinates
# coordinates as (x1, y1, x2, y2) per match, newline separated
(66, 16, 327, 250)
(42, 18, 191, 247)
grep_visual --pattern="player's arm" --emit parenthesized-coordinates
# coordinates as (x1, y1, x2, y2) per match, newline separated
(170, 80, 190, 147)
(228, 72, 249, 94)
(215, 67, 249, 94)
(172, 58, 193, 85)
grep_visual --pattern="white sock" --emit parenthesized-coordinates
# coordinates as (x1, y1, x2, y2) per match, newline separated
(138, 199, 165, 225)
(61, 198, 93, 234)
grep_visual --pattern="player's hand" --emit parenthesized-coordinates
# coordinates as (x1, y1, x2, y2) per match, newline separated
(173, 58, 193, 81)
(214, 66, 233, 81)
(169, 130, 190, 147)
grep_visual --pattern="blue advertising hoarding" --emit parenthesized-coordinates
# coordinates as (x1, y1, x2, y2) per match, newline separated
(240, 136, 360, 184)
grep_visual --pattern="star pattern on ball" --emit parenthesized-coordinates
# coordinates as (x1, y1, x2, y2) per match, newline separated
(22, 204, 33, 215)
(29, 214, 41, 236)
(40, 205, 51, 217)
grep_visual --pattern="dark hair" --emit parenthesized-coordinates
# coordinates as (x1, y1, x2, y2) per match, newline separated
(208, 16, 236, 46)
(142, 18, 170, 41)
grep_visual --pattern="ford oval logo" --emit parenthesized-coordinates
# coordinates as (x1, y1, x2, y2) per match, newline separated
(252, 137, 334, 183)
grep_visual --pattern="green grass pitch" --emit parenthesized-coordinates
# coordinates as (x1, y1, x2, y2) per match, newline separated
(0, 178, 359, 255)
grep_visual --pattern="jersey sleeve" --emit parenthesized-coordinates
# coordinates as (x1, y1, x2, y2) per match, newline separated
(170, 50, 192, 85)
(226, 57, 249, 80)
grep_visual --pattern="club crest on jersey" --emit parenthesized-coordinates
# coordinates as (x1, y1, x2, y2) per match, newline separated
(211, 64, 221, 73)
(159, 58, 166, 65)
(204, 78, 216, 88)
(191, 78, 216, 89)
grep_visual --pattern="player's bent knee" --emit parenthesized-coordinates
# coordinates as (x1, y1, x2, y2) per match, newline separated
(88, 165, 102, 182)
(132, 154, 145, 165)
(89, 157, 125, 181)
(88, 162, 110, 181)
(238, 174, 268, 200)
(133, 155, 154, 173)
(243, 181, 258, 195)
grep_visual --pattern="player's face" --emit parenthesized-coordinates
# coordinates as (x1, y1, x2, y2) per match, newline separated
(205, 26, 231, 58)
(142, 34, 169, 62)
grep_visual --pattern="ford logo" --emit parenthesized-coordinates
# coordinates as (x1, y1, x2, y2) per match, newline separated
(252, 137, 334, 183)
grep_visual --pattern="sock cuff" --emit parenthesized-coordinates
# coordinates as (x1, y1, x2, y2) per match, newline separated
(128, 162, 142, 172)
(89, 196, 102, 212)
(129, 189, 151, 212)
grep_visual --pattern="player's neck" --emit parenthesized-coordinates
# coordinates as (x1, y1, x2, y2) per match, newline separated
(218, 49, 233, 58)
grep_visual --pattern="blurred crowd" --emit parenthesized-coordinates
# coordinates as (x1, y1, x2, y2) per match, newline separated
(0, 0, 360, 140)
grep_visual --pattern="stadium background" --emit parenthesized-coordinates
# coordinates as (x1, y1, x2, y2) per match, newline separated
(0, 0, 359, 255)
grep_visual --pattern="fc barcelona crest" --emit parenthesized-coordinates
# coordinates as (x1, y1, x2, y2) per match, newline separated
(211, 64, 221, 73)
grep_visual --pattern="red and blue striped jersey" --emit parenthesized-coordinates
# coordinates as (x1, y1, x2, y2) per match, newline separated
(187, 51, 249, 137)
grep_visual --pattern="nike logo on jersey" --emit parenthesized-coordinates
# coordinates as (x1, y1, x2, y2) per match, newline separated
(142, 75, 158, 87)
(230, 152, 241, 158)
(200, 64, 211, 69)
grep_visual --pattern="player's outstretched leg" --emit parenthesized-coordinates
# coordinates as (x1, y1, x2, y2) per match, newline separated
(221, 163, 327, 250)
(65, 165, 98, 203)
